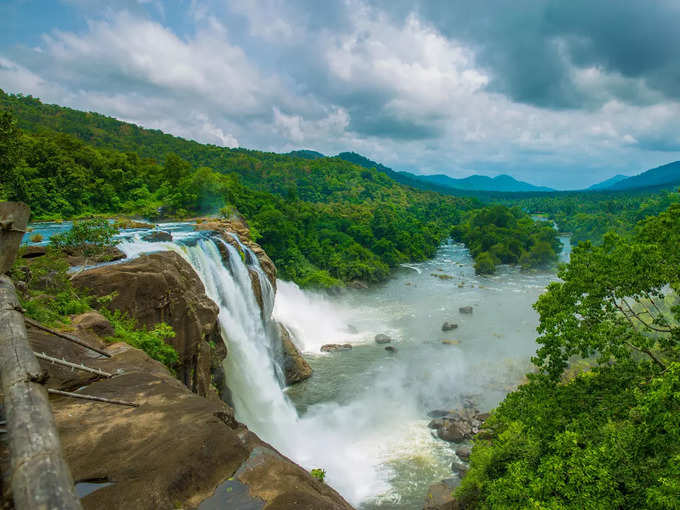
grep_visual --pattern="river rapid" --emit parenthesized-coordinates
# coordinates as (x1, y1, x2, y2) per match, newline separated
(25, 222, 570, 509)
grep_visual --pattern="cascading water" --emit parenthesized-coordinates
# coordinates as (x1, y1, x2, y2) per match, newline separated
(117, 232, 394, 505)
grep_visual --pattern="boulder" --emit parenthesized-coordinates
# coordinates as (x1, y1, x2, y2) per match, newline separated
(451, 462, 469, 478)
(65, 245, 127, 267)
(278, 323, 312, 385)
(455, 446, 472, 462)
(442, 322, 458, 332)
(374, 334, 392, 344)
(424, 480, 460, 510)
(321, 344, 353, 352)
(428, 410, 450, 419)
(141, 230, 172, 242)
(385, 346, 398, 353)
(72, 311, 115, 338)
(429, 407, 490, 443)
(459, 306, 473, 314)
(72, 251, 224, 397)
(438, 419, 471, 443)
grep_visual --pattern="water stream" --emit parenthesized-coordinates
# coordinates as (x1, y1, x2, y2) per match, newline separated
(26, 222, 570, 508)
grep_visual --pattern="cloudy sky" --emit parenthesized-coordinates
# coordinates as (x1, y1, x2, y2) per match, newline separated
(2, 0, 680, 189)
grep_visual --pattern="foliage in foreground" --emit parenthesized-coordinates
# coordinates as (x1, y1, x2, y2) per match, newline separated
(10, 248, 178, 368)
(50, 218, 120, 257)
(456, 204, 680, 508)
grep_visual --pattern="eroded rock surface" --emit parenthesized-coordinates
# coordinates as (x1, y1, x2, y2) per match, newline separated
(278, 323, 312, 385)
(72, 251, 225, 397)
(26, 330, 351, 510)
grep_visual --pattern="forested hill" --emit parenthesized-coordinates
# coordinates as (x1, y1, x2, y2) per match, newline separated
(0, 90, 561, 285)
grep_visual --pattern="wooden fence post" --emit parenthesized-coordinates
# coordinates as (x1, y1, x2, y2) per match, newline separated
(0, 202, 83, 509)
(0, 202, 30, 275)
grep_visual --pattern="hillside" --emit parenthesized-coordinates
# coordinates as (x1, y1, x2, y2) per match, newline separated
(336, 151, 552, 192)
(0, 90, 483, 287)
(415, 173, 553, 192)
(587, 174, 628, 190)
(606, 161, 680, 190)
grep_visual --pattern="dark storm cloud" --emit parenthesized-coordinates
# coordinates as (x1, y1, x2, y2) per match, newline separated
(376, 0, 680, 109)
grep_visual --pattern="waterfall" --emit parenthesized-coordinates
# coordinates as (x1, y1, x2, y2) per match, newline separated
(118, 232, 393, 505)
(180, 237, 299, 435)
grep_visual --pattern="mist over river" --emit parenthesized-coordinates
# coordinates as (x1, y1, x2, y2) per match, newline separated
(273, 237, 571, 509)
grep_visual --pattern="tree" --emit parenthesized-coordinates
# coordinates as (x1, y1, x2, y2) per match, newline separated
(533, 204, 680, 381)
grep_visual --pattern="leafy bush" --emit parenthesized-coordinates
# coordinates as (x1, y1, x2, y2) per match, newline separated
(10, 247, 89, 325)
(310, 468, 326, 483)
(50, 218, 119, 257)
(29, 233, 43, 243)
(101, 309, 178, 368)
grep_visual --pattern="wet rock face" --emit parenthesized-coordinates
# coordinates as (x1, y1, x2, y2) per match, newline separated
(72, 251, 225, 397)
(278, 323, 312, 385)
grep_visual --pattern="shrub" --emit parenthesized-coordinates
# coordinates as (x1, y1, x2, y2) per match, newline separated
(310, 468, 326, 483)
(29, 233, 43, 243)
(50, 218, 119, 257)
(101, 309, 178, 369)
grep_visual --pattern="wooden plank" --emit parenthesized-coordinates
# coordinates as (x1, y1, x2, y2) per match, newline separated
(25, 317, 112, 358)
(48, 389, 138, 408)
(34, 352, 113, 378)
(0, 202, 30, 274)
(0, 274, 82, 510)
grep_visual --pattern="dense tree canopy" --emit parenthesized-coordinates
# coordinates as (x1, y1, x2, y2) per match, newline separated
(452, 205, 561, 274)
(456, 204, 680, 508)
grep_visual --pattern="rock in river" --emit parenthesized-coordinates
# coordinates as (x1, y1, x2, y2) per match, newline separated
(375, 333, 392, 344)
(141, 230, 172, 242)
(321, 344, 353, 352)
(459, 306, 473, 314)
(442, 321, 458, 331)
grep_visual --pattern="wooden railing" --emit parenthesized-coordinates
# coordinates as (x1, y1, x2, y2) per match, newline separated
(0, 202, 82, 509)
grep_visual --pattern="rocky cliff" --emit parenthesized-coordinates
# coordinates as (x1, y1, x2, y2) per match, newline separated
(72, 251, 225, 398)
(26, 317, 352, 510)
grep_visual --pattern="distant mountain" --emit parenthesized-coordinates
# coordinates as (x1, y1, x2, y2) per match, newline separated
(414, 173, 553, 192)
(336, 151, 552, 193)
(605, 161, 680, 191)
(286, 150, 325, 160)
(588, 174, 629, 190)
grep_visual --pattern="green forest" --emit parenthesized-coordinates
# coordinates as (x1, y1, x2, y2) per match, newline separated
(0, 90, 560, 286)
(455, 204, 680, 508)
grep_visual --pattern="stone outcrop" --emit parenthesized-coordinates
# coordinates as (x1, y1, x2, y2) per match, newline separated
(458, 306, 473, 314)
(19, 244, 127, 266)
(72, 251, 225, 398)
(25, 328, 352, 510)
(278, 323, 312, 385)
(428, 408, 491, 443)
